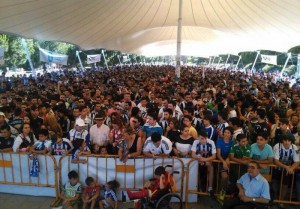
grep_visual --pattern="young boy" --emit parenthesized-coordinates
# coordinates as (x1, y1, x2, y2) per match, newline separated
(0, 125, 15, 152)
(100, 180, 120, 209)
(191, 130, 216, 196)
(60, 170, 82, 209)
(250, 132, 274, 174)
(50, 134, 72, 156)
(229, 134, 251, 194)
(71, 139, 90, 164)
(273, 134, 299, 200)
(31, 128, 49, 154)
(82, 177, 100, 209)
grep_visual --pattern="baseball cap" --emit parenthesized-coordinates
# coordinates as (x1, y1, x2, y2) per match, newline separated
(75, 119, 85, 126)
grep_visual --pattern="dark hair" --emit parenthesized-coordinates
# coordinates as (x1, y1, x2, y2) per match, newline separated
(230, 117, 241, 127)
(0, 124, 11, 132)
(38, 128, 49, 136)
(73, 139, 85, 149)
(256, 108, 266, 119)
(85, 176, 95, 186)
(249, 161, 261, 169)
(183, 115, 193, 122)
(151, 132, 162, 143)
(236, 134, 247, 142)
(164, 108, 173, 115)
(68, 170, 79, 179)
(218, 110, 228, 121)
(281, 134, 293, 142)
(147, 112, 157, 122)
(154, 166, 166, 176)
(279, 118, 289, 125)
(257, 132, 269, 140)
(223, 126, 233, 135)
(107, 180, 120, 191)
(198, 130, 208, 138)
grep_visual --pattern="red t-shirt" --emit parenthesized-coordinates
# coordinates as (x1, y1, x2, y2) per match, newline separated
(83, 184, 100, 198)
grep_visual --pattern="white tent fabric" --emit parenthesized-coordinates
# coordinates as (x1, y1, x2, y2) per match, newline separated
(0, 0, 300, 57)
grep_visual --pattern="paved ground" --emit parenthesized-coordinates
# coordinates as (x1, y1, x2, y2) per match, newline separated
(0, 193, 299, 209)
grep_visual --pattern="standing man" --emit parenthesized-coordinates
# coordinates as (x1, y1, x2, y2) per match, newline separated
(222, 161, 270, 209)
(89, 111, 110, 146)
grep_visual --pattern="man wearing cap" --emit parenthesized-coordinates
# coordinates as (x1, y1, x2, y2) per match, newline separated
(67, 118, 90, 147)
(89, 111, 110, 146)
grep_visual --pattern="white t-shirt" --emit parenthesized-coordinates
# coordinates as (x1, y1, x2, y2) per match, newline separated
(143, 136, 172, 155)
(89, 124, 110, 146)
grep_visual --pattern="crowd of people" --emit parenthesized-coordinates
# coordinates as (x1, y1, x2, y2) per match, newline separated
(0, 65, 300, 208)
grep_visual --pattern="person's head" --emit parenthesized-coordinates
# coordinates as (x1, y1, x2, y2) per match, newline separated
(198, 130, 208, 145)
(256, 108, 266, 120)
(106, 180, 120, 192)
(100, 146, 108, 154)
(85, 176, 95, 187)
(290, 113, 299, 125)
(202, 115, 212, 127)
(147, 112, 157, 126)
(123, 125, 135, 140)
(23, 115, 30, 124)
(180, 125, 190, 136)
(236, 134, 248, 147)
(55, 134, 63, 144)
(229, 117, 241, 129)
(279, 118, 289, 131)
(73, 139, 85, 150)
(38, 129, 49, 142)
(151, 132, 162, 147)
(0, 124, 11, 139)
(163, 108, 173, 120)
(256, 132, 269, 147)
(183, 115, 193, 127)
(223, 126, 233, 140)
(30, 105, 39, 118)
(111, 117, 124, 130)
(217, 110, 228, 122)
(281, 134, 293, 149)
(72, 107, 81, 117)
(168, 117, 179, 130)
(247, 161, 261, 178)
(79, 106, 88, 117)
(68, 170, 79, 185)
(20, 123, 31, 135)
(154, 166, 166, 178)
(75, 119, 85, 131)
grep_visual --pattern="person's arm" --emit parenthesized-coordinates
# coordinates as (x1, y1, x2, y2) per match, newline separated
(201, 153, 216, 162)
(0, 147, 13, 152)
(129, 136, 142, 158)
(106, 196, 117, 209)
(274, 159, 299, 174)
(229, 153, 249, 165)
(89, 188, 100, 202)
(159, 174, 166, 189)
(217, 148, 229, 170)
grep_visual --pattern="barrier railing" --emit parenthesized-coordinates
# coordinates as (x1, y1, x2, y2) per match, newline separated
(185, 159, 300, 209)
(58, 155, 185, 199)
(0, 152, 58, 198)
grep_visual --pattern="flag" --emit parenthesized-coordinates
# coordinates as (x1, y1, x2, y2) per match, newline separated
(0, 46, 4, 64)
(87, 54, 101, 64)
(260, 54, 277, 65)
(39, 48, 68, 65)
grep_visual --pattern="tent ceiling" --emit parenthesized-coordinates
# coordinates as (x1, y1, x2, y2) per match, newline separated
(0, 0, 300, 57)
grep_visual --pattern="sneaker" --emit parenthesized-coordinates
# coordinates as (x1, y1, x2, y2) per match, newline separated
(217, 190, 226, 201)
(208, 189, 215, 198)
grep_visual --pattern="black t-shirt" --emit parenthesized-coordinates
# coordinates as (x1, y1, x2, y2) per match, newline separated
(0, 136, 15, 150)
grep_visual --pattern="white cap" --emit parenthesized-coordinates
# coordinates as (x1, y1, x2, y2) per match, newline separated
(0, 112, 5, 117)
(75, 119, 85, 126)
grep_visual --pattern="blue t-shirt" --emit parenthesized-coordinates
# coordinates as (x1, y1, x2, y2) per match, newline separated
(250, 143, 274, 174)
(216, 138, 232, 159)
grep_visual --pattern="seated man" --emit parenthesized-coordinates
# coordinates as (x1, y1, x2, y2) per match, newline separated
(143, 132, 172, 158)
(221, 161, 270, 209)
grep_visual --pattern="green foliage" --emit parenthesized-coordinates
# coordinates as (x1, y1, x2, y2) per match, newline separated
(288, 45, 300, 54)
(285, 65, 296, 76)
(262, 64, 275, 73)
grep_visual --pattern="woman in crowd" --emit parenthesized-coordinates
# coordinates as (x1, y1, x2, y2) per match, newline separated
(172, 125, 194, 157)
(12, 123, 36, 152)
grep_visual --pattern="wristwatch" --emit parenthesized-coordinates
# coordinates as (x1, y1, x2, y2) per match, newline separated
(252, 198, 256, 202)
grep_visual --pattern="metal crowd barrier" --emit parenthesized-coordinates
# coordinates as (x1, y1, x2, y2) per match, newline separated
(185, 159, 300, 209)
(0, 152, 58, 198)
(58, 155, 185, 199)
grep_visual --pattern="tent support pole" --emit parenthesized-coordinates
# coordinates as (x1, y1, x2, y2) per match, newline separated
(175, 0, 183, 83)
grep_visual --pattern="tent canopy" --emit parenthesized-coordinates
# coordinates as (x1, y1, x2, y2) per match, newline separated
(1, 0, 300, 57)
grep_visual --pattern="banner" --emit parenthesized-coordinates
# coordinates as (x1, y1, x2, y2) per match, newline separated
(87, 54, 101, 64)
(260, 54, 277, 65)
(0, 46, 4, 64)
(39, 48, 68, 65)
